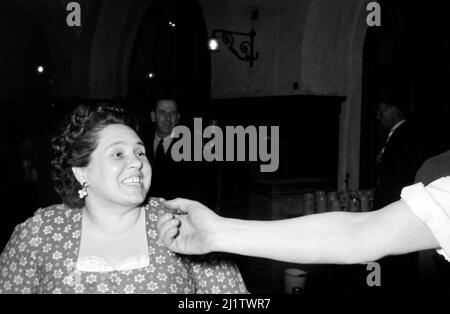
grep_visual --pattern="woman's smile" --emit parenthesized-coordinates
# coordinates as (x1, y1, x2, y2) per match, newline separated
(121, 175, 145, 188)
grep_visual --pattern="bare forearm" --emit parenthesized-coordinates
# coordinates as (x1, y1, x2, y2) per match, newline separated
(213, 212, 366, 264)
(212, 201, 439, 264)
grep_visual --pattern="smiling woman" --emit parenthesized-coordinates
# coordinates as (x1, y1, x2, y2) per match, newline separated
(71, 124, 152, 210)
(0, 103, 247, 294)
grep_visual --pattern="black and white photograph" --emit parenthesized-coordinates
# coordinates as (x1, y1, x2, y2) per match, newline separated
(0, 0, 449, 304)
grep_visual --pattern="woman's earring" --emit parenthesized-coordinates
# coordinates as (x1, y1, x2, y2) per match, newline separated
(78, 182, 89, 199)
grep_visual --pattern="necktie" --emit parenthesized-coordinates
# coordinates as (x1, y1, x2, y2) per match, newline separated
(155, 138, 165, 164)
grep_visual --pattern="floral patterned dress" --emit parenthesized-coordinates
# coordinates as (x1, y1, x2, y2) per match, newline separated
(0, 198, 248, 294)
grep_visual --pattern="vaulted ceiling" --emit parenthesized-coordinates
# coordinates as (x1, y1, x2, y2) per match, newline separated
(1, 0, 370, 100)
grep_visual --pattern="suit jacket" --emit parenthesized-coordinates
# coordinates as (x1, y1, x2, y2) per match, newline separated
(376, 121, 421, 208)
(145, 132, 187, 200)
(143, 130, 219, 207)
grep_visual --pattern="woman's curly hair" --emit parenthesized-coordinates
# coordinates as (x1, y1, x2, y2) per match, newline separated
(51, 103, 139, 209)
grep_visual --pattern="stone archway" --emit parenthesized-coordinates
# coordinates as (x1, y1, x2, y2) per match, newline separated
(126, 0, 211, 117)
(88, 0, 156, 98)
(89, 0, 211, 105)
(300, 0, 371, 190)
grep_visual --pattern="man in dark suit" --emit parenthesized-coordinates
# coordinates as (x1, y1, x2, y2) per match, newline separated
(375, 98, 420, 208)
(145, 97, 219, 207)
(147, 98, 187, 200)
(375, 96, 422, 295)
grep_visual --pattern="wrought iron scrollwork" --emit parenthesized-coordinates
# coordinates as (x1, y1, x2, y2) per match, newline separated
(211, 29, 259, 68)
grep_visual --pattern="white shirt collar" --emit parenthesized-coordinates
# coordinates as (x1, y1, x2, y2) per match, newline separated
(391, 119, 406, 132)
(155, 129, 176, 141)
(154, 132, 175, 154)
(389, 119, 406, 136)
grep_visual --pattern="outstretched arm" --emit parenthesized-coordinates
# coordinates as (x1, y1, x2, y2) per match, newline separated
(158, 199, 439, 264)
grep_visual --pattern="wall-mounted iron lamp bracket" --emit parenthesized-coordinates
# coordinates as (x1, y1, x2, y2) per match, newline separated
(209, 28, 259, 68)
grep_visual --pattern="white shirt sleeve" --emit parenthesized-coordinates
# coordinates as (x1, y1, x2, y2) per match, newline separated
(400, 177, 450, 262)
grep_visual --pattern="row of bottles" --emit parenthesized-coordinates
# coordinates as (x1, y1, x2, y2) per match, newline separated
(302, 190, 375, 216)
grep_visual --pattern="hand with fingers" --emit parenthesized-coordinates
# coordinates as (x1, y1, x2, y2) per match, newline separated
(157, 198, 221, 255)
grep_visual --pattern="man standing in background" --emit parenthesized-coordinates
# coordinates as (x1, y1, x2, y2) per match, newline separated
(147, 98, 184, 199)
(375, 97, 420, 208)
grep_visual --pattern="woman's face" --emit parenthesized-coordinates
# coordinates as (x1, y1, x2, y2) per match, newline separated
(82, 124, 151, 208)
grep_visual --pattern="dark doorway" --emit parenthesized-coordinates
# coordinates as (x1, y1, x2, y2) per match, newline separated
(126, 0, 211, 122)
(359, 0, 450, 189)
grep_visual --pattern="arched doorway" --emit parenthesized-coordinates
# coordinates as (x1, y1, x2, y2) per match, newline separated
(126, 0, 211, 122)
(359, 0, 450, 189)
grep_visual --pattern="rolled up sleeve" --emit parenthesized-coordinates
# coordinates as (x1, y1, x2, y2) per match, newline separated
(401, 177, 450, 261)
